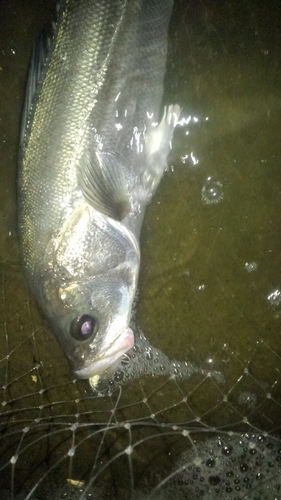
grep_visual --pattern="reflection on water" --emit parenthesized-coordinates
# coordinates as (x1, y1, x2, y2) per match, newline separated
(0, 0, 281, 498)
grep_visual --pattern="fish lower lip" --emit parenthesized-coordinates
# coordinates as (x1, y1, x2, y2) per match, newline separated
(74, 327, 134, 379)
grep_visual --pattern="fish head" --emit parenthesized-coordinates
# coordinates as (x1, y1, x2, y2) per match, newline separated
(45, 270, 135, 379)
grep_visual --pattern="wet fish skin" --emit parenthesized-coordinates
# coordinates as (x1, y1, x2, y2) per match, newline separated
(18, 0, 179, 379)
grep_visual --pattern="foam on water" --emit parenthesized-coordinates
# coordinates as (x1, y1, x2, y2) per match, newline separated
(91, 329, 224, 393)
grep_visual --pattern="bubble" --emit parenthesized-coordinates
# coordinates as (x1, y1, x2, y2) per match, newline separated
(226, 470, 234, 477)
(201, 177, 224, 205)
(166, 433, 281, 499)
(198, 283, 206, 291)
(268, 289, 281, 305)
(222, 445, 233, 456)
(239, 463, 248, 472)
(209, 475, 220, 485)
(101, 327, 222, 388)
(267, 289, 281, 317)
(145, 350, 153, 360)
(244, 261, 257, 273)
(114, 370, 124, 382)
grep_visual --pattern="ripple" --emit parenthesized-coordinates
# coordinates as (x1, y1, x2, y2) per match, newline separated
(201, 176, 224, 205)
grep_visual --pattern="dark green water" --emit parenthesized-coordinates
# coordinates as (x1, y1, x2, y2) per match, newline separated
(0, 1, 281, 498)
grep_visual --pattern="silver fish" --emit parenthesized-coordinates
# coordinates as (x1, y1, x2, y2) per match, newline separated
(18, 0, 180, 379)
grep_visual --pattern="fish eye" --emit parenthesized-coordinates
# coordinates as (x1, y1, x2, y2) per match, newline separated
(70, 314, 98, 341)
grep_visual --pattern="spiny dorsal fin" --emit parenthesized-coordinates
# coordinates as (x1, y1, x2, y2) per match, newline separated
(20, 4, 61, 151)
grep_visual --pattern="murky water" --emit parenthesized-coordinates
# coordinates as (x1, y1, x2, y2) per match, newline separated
(0, 1, 281, 498)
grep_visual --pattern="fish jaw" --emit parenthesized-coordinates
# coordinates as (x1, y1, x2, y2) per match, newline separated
(74, 326, 134, 379)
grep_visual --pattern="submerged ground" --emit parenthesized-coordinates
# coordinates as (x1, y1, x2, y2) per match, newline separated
(0, 0, 281, 498)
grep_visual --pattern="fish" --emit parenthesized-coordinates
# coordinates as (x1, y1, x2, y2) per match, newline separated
(18, 0, 180, 380)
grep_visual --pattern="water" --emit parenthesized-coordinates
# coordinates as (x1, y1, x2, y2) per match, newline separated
(1, 0, 281, 498)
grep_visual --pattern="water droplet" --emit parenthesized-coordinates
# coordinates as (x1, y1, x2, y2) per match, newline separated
(68, 447, 75, 457)
(201, 177, 224, 205)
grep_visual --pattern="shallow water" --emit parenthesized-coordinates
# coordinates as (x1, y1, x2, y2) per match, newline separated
(0, 0, 281, 498)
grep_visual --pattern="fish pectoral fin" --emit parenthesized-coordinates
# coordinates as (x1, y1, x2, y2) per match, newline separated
(78, 149, 131, 221)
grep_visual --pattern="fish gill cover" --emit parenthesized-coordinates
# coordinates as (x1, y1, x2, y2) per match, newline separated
(1, 0, 281, 499)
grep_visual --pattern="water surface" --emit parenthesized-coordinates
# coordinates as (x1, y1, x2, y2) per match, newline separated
(0, 1, 281, 498)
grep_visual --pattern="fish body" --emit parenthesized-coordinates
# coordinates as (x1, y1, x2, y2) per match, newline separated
(18, 0, 179, 379)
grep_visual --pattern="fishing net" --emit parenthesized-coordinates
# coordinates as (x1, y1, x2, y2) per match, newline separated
(1, 0, 281, 498)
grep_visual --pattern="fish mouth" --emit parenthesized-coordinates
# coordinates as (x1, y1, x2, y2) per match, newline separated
(74, 327, 134, 379)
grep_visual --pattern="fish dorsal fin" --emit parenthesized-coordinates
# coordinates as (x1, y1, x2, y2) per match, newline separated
(20, 13, 58, 151)
(78, 149, 131, 221)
